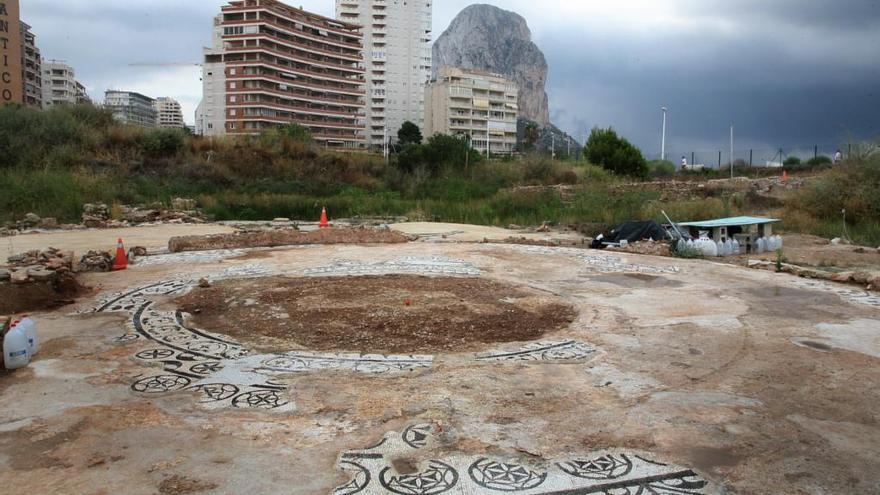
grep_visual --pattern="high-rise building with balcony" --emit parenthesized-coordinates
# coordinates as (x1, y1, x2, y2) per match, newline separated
(196, 0, 366, 149)
(19, 22, 41, 108)
(154, 97, 185, 128)
(336, 0, 432, 149)
(41, 60, 91, 109)
(104, 90, 157, 127)
(424, 67, 519, 155)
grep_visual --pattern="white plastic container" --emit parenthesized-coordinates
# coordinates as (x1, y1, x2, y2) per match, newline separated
(776, 235, 784, 250)
(732, 238, 741, 255)
(757, 237, 766, 253)
(716, 240, 725, 257)
(3, 323, 30, 370)
(725, 239, 734, 256)
(18, 317, 38, 357)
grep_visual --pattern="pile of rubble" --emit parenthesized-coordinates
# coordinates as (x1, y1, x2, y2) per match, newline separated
(749, 260, 880, 291)
(82, 199, 206, 228)
(169, 226, 411, 253)
(610, 176, 807, 202)
(0, 213, 75, 236)
(607, 240, 672, 257)
(0, 198, 207, 236)
(2, 248, 75, 284)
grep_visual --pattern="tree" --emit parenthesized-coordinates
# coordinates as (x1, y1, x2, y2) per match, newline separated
(395, 133, 482, 175)
(523, 122, 539, 152)
(397, 121, 423, 147)
(584, 127, 648, 178)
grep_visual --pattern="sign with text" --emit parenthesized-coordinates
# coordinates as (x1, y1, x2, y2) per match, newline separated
(0, 0, 23, 106)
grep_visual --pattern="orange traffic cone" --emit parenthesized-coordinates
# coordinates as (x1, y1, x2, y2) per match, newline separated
(112, 238, 128, 271)
(319, 207, 330, 229)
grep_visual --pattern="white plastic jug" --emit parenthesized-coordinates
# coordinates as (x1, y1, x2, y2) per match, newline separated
(18, 317, 38, 357)
(776, 235, 784, 249)
(4, 323, 30, 370)
(725, 239, 734, 256)
(716, 240, 725, 257)
(757, 237, 766, 253)
(732, 239, 741, 255)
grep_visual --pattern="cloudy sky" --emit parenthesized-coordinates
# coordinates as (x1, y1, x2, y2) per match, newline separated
(23, 0, 879, 160)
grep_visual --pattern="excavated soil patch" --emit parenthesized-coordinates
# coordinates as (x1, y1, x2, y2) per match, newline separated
(175, 275, 577, 353)
(0, 276, 86, 314)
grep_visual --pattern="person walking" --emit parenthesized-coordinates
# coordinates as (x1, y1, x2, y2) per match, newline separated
(834, 149, 843, 164)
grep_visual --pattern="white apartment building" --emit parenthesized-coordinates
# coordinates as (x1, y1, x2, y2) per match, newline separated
(336, 0, 432, 148)
(154, 97, 185, 128)
(424, 67, 519, 155)
(41, 60, 90, 109)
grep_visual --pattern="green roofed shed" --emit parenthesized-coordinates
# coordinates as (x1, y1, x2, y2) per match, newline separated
(678, 216, 780, 229)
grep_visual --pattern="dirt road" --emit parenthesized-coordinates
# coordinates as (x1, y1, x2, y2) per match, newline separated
(2, 224, 235, 258)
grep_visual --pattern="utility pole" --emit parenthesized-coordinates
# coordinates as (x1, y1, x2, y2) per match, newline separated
(661, 106, 668, 161)
(383, 126, 388, 165)
(730, 123, 734, 179)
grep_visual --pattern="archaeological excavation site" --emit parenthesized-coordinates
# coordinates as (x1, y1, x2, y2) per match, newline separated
(2, 218, 879, 495)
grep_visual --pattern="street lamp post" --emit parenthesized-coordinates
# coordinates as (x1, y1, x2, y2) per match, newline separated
(661, 107, 668, 162)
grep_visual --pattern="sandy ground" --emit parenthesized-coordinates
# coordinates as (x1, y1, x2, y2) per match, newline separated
(391, 222, 585, 244)
(1, 234, 879, 494)
(2, 224, 235, 259)
(742, 233, 880, 270)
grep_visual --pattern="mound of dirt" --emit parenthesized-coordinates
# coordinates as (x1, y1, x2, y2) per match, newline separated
(0, 276, 85, 314)
(175, 275, 576, 353)
(168, 227, 411, 253)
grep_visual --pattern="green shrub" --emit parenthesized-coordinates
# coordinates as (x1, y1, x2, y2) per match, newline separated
(139, 128, 186, 158)
(648, 159, 676, 178)
(783, 156, 801, 167)
(584, 127, 648, 178)
(806, 155, 832, 168)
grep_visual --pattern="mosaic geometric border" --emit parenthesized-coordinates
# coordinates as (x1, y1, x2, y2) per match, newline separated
(334, 424, 712, 494)
(488, 245, 681, 275)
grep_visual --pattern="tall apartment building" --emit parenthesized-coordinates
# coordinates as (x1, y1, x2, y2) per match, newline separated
(424, 67, 519, 155)
(19, 22, 41, 108)
(336, 0, 433, 148)
(41, 60, 91, 109)
(104, 90, 157, 127)
(154, 97, 185, 128)
(196, 0, 366, 149)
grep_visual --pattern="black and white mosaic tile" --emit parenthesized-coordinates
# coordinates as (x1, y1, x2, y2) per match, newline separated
(334, 424, 713, 494)
(476, 340, 597, 363)
(254, 352, 434, 375)
(788, 278, 880, 308)
(488, 245, 681, 275)
(133, 249, 249, 267)
(81, 278, 293, 411)
(303, 257, 481, 277)
(82, 265, 597, 410)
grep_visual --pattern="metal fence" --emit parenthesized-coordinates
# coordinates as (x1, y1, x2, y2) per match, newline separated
(645, 143, 855, 169)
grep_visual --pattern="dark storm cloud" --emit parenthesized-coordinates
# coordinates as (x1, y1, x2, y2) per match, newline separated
(16, 0, 880, 144)
(538, 0, 880, 155)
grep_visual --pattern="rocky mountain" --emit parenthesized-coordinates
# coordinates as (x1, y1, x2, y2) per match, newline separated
(432, 4, 550, 126)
